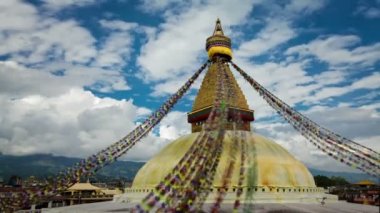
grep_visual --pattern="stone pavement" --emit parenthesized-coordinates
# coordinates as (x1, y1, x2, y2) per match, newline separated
(43, 201, 379, 213)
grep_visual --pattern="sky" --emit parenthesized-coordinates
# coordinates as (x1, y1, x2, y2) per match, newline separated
(0, 0, 379, 173)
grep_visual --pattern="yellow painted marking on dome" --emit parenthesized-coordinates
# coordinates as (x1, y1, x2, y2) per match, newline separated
(208, 46, 233, 59)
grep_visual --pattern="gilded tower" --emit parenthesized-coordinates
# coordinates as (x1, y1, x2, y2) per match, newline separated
(187, 19, 254, 132)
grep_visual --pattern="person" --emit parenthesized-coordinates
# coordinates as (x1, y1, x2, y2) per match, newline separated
(321, 196, 327, 206)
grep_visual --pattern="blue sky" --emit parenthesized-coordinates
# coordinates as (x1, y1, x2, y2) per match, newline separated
(0, 0, 379, 173)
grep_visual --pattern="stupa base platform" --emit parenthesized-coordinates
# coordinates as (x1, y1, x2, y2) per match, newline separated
(114, 189, 338, 204)
(42, 200, 379, 213)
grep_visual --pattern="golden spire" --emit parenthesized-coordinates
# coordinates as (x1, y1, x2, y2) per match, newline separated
(187, 19, 254, 132)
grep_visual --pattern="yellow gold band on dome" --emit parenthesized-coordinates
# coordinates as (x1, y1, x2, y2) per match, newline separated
(208, 46, 233, 59)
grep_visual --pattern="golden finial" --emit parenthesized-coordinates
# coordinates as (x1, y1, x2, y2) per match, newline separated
(213, 18, 224, 36)
(206, 18, 232, 60)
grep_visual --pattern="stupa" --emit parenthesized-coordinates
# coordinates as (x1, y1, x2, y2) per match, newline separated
(120, 19, 337, 204)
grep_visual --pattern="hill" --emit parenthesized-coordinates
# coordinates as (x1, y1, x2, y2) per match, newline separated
(0, 153, 144, 182)
(308, 168, 379, 184)
(0, 154, 377, 184)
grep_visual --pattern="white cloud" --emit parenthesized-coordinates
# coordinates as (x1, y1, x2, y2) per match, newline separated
(158, 111, 190, 140)
(0, 19, 97, 64)
(150, 71, 204, 97)
(152, 78, 189, 97)
(364, 7, 380, 18)
(0, 2, 141, 94)
(306, 72, 380, 102)
(99, 20, 138, 31)
(124, 134, 172, 162)
(0, 88, 174, 162)
(0, 0, 38, 31)
(232, 60, 319, 113)
(355, 1, 380, 19)
(41, 0, 97, 10)
(95, 32, 133, 68)
(286, 35, 380, 67)
(0, 61, 70, 97)
(34, 20, 96, 63)
(235, 20, 296, 58)
(0, 89, 135, 157)
(95, 20, 154, 69)
(234, 0, 327, 58)
(355, 135, 380, 154)
(0, 59, 172, 162)
(119, 111, 192, 161)
(0, 60, 130, 97)
(283, 0, 326, 15)
(0, 1, 99, 64)
(313, 70, 347, 86)
(138, 0, 187, 13)
(351, 72, 380, 89)
(306, 105, 380, 140)
(0, 15, 98, 65)
(234, 56, 380, 119)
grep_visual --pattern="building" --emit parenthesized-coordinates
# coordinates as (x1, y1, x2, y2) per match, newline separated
(63, 182, 122, 206)
(353, 180, 377, 189)
(330, 180, 380, 206)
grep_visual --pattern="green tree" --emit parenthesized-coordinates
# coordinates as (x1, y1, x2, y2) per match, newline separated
(314, 175, 350, 188)
(330, 176, 349, 186)
(314, 175, 333, 188)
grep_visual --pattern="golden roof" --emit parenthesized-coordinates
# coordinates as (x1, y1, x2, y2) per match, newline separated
(67, 182, 102, 191)
(354, 180, 376, 185)
(132, 131, 316, 188)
